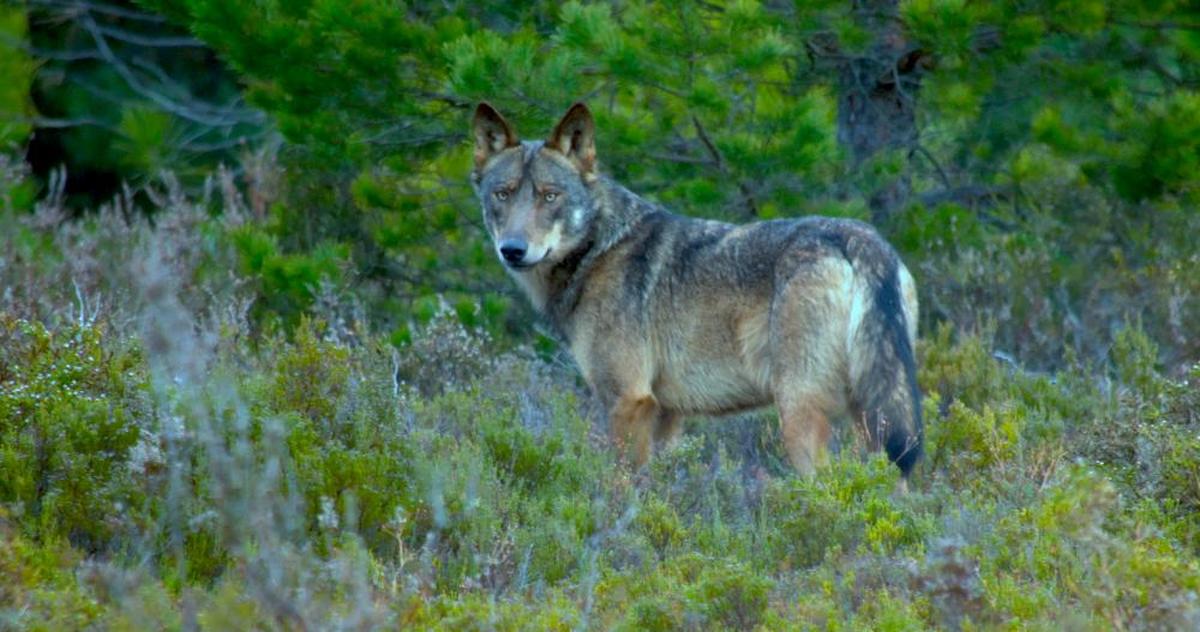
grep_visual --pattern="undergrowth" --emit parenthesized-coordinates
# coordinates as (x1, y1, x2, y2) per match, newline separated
(1, 166, 1199, 630)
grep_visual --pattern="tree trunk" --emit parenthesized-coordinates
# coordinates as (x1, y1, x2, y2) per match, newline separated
(836, 0, 924, 222)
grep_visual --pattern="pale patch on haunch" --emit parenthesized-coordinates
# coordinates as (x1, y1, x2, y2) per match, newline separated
(844, 270, 869, 361)
(899, 265, 918, 345)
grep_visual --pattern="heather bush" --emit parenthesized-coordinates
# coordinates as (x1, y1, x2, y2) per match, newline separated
(2, 110, 1200, 629)
(0, 315, 148, 551)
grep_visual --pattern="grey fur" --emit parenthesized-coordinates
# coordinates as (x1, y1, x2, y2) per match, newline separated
(471, 102, 923, 478)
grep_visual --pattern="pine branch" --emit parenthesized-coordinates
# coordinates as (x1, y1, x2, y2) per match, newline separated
(692, 115, 759, 219)
(78, 13, 263, 129)
(28, 0, 168, 23)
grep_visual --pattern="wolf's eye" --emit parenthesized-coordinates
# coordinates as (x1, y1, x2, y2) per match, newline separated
(543, 192, 558, 203)
(494, 189, 509, 201)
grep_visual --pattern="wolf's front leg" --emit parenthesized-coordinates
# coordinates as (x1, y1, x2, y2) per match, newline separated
(608, 393, 660, 469)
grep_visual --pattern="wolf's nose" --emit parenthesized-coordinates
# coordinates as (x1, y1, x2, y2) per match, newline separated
(499, 240, 528, 264)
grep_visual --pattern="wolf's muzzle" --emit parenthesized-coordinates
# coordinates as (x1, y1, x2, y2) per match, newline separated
(498, 239, 528, 265)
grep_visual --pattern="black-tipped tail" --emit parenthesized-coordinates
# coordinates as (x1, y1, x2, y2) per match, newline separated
(854, 259, 923, 477)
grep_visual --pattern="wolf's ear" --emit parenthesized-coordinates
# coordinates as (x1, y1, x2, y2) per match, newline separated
(547, 102, 597, 175)
(473, 102, 519, 169)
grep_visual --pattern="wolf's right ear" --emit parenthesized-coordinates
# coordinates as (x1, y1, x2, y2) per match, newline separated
(473, 103, 519, 170)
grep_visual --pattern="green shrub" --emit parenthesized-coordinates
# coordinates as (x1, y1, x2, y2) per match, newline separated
(764, 455, 924, 569)
(268, 317, 352, 427)
(980, 465, 1200, 626)
(636, 496, 686, 558)
(685, 560, 773, 630)
(927, 401, 1022, 478)
(0, 316, 146, 550)
(599, 553, 772, 631)
(0, 529, 102, 630)
(232, 225, 352, 325)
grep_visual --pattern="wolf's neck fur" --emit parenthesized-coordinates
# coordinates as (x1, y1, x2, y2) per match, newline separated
(518, 178, 660, 338)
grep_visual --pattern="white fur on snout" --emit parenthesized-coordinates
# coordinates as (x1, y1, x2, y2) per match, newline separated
(522, 222, 563, 264)
(498, 221, 564, 268)
(541, 221, 564, 253)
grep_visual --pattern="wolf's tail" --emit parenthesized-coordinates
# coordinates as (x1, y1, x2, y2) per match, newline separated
(850, 256, 923, 477)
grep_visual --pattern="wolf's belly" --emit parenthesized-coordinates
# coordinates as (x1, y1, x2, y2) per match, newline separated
(652, 361, 772, 416)
(648, 299, 776, 415)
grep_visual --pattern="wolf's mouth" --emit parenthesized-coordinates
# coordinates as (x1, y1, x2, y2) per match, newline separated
(506, 248, 551, 270)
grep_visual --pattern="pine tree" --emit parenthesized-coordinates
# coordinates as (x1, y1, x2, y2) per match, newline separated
(0, 6, 35, 212)
(15, 0, 1199, 357)
(0, 6, 33, 150)
(4, 0, 259, 205)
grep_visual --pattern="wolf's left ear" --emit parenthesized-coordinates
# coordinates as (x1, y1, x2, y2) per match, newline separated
(547, 102, 597, 176)
(473, 102, 519, 170)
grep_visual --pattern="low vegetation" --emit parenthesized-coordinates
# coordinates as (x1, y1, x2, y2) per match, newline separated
(2, 160, 1198, 630)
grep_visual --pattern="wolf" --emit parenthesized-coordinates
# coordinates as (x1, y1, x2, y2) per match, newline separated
(470, 102, 923, 479)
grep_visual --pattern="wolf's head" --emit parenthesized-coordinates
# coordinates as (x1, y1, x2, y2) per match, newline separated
(471, 102, 600, 271)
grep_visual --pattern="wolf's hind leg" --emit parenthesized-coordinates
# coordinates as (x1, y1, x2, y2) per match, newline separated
(609, 393, 659, 469)
(776, 390, 835, 477)
(653, 411, 683, 451)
